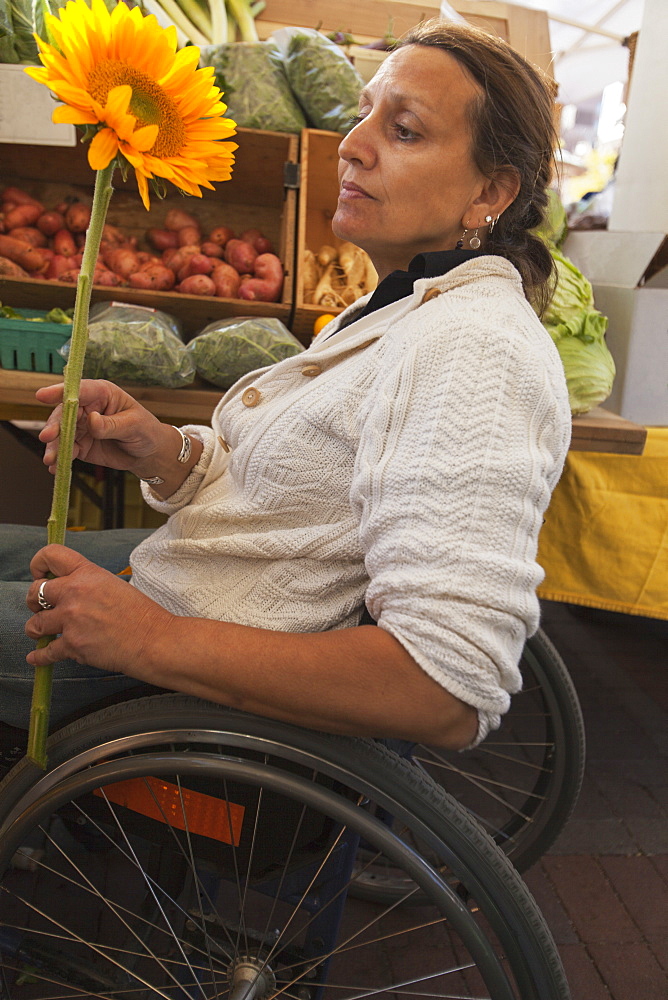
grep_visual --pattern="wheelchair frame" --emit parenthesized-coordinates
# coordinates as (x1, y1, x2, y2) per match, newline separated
(0, 693, 572, 1000)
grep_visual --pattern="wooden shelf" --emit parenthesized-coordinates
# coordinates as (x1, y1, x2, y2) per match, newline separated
(0, 368, 648, 454)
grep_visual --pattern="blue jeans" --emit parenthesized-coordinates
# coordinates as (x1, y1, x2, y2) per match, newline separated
(0, 525, 154, 731)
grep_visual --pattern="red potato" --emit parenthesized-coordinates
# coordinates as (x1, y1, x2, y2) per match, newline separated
(165, 245, 200, 274)
(147, 227, 179, 251)
(9, 226, 47, 247)
(71, 252, 84, 268)
(94, 269, 125, 287)
(0, 234, 48, 272)
(177, 225, 201, 247)
(185, 253, 214, 276)
(164, 208, 200, 232)
(58, 268, 81, 283)
(224, 238, 258, 274)
(162, 247, 180, 268)
(65, 202, 91, 232)
(74, 232, 87, 249)
(129, 264, 176, 290)
(99, 224, 136, 251)
(136, 251, 159, 266)
(1, 187, 42, 207)
(240, 228, 273, 254)
(45, 255, 72, 280)
(177, 274, 216, 296)
(210, 261, 241, 298)
(5, 203, 43, 229)
(37, 211, 65, 237)
(207, 225, 235, 247)
(0, 255, 30, 277)
(53, 229, 77, 257)
(104, 248, 141, 278)
(201, 240, 223, 258)
(237, 253, 284, 302)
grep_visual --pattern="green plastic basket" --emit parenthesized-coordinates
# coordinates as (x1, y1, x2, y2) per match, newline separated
(0, 309, 72, 374)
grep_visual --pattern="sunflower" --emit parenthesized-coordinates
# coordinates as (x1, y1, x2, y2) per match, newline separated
(25, 0, 237, 209)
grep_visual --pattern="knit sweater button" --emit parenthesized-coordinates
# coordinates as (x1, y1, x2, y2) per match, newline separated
(242, 387, 261, 407)
(217, 435, 230, 452)
(421, 288, 442, 304)
(301, 364, 322, 377)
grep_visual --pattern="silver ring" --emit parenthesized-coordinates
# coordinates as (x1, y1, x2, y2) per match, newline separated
(37, 580, 54, 611)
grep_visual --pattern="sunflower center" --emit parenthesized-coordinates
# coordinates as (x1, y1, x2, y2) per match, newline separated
(88, 60, 186, 157)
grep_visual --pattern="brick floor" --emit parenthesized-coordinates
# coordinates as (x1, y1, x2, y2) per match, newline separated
(532, 600, 668, 999)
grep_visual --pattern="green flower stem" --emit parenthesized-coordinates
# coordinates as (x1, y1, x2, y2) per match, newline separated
(27, 161, 116, 769)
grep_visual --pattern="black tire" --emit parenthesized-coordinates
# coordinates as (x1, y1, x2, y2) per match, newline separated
(0, 694, 570, 999)
(350, 628, 585, 904)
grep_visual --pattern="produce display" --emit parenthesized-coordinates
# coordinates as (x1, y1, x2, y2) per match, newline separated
(302, 242, 378, 308)
(0, 185, 285, 302)
(188, 316, 303, 388)
(60, 302, 195, 388)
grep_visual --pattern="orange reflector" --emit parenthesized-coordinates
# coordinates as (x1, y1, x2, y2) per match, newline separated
(94, 777, 245, 846)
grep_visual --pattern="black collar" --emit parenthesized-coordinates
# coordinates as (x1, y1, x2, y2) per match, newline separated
(338, 248, 483, 329)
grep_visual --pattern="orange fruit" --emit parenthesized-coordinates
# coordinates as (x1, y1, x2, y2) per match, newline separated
(313, 313, 336, 336)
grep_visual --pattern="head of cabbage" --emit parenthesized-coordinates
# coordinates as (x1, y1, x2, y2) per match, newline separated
(540, 247, 616, 415)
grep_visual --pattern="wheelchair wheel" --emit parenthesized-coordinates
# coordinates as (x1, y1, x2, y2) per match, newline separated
(351, 629, 585, 904)
(0, 694, 569, 999)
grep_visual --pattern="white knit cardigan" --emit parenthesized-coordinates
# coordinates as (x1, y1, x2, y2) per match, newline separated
(131, 257, 571, 741)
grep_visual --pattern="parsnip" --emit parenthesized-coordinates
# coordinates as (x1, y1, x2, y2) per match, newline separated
(338, 241, 367, 287)
(316, 244, 338, 267)
(302, 249, 321, 304)
(314, 262, 348, 308)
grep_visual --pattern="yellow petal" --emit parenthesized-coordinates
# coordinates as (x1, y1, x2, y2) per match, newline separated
(129, 124, 159, 152)
(105, 84, 132, 119)
(134, 169, 151, 211)
(88, 127, 119, 170)
(52, 104, 98, 125)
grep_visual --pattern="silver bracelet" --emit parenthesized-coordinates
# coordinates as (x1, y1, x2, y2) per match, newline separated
(173, 425, 192, 464)
(139, 426, 192, 485)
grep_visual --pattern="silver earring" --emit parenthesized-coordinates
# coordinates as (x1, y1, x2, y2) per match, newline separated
(489, 214, 499, 235)
(468, 228, 481, 250)
(456, 229, 468, 249)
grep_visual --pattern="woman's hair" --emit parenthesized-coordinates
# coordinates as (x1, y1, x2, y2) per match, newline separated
(396, 19, 558, 313)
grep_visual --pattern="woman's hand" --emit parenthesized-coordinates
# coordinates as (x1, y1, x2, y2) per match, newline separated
(25, 544, 174, 673)
(36, 379, 167, 476)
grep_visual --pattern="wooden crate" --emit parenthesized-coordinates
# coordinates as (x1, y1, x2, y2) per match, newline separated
(292, 128, 345, 341)
(0, 128, 298, 341)
(255, 0, 553, 76)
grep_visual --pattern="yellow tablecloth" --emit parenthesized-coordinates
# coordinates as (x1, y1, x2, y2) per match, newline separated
(537, 427, 668, 620)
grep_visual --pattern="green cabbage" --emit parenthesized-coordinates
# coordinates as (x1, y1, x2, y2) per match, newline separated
(541, 248, 616, 415)
(535, 188, 568, 248)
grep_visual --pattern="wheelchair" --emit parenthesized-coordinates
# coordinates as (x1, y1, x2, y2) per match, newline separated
(0, 676, 574, 999)
(351, 627, 585, 902)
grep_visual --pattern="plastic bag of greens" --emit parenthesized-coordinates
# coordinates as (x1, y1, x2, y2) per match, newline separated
(59, 302, 195, 388)
(273, 27, 364, 133)
(187, 316, 304, 389)
(200, 41, 306, 133)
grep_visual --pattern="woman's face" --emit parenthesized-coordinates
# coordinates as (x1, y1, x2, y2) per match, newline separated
(332, 45, 487, 279)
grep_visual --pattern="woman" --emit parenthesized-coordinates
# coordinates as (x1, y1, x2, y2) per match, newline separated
(0, 20, 570, 765)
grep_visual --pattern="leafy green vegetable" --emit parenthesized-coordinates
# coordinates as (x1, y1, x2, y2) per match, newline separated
(0, 302, 73, 322)
(540, 248, 616, 415)
(188, 316, 303, 389)
(0, 0, 20, 62)
(283, 29, 364, 133)
(200, 40, 306, 132)
(534, 188, 568, 249)
(59, 303, 195, 388)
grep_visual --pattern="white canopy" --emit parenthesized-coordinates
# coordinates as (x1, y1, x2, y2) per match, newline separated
(518, 0, 646, 105)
